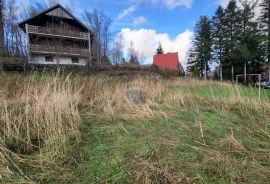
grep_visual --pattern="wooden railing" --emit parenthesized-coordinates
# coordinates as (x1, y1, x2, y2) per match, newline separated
(28, 25, 89, 40)
(29, 44, 89, 57)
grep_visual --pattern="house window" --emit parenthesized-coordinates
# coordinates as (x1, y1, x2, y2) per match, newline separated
(72, 58, 79, 64)
(45, 56, 53, 62)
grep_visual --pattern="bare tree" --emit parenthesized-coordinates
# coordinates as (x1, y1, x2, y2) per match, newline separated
(0, 0, 3, 69)
(0, 0, 4, 52)
(84, 9, 112, 64)
(112, 32, 123, 65)
(128, 41, 139, 65)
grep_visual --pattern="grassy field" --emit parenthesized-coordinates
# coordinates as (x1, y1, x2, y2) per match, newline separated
(0, 71, 270, 183)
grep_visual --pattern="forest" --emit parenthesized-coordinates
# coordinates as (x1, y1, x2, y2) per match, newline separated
(188, 0, 270, 82)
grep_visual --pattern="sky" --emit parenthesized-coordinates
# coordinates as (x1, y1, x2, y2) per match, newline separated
(17, 0, 261, 68)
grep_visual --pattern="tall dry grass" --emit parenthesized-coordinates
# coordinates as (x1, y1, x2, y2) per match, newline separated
(0, 73, 82, 181)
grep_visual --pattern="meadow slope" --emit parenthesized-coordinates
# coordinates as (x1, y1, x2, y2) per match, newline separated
(0, 71, 270, 183)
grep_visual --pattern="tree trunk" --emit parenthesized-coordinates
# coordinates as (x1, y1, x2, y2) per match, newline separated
(244, 61, 247, 84)
(231, 64, 234, 82)
(220, 63, 223, 82)
(268, 62, 270, 80)
(204, 61, 207, 80)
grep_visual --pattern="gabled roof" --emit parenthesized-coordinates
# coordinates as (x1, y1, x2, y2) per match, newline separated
(18, 4, 91, 32)
(153, 52, 179, 71)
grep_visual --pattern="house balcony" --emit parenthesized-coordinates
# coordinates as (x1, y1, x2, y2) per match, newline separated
(29, 44, 89, 57)
(28, 25, 89, 40)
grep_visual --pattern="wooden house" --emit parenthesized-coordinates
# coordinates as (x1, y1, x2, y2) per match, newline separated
(19, 4, 93, 66)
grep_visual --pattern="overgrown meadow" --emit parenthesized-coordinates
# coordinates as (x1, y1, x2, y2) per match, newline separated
(0, 71, 270, 183)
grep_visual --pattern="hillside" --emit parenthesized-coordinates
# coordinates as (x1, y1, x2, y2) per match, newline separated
(0, 71, 270, 183)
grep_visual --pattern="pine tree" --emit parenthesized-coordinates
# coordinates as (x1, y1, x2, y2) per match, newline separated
(260, 0, 270, 79)
(187, 47, 199, 77)
(192, 16, 212, 80)
(212, 5, 226, 81)
(156, 42, 164, 54)
(223, 0, 242, 82)
(239, 1, 263, 83)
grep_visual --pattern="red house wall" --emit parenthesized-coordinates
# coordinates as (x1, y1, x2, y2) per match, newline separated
(153, 52, 179, 72)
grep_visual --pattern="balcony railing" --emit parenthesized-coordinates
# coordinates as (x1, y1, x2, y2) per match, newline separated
(28, 25, 89, 40)
(29, 44, 89, 57)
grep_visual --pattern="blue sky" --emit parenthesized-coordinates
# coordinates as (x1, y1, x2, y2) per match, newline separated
(19, 0, 240, 66)
(74, 0, 220, 37)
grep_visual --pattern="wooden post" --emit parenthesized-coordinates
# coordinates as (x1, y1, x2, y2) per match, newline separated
(25, 24, 30, 64)
(88, 32, 92, 71)
(23, 24, 31, 73)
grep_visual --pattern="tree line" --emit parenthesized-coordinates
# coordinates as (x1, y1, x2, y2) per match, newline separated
(188, 0, 270, 82)
(0, 0, 143, 67)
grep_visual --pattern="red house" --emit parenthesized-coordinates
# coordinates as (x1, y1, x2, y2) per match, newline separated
(153, 52, 179, 75)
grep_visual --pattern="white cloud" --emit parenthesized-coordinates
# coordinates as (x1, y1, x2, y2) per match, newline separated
(117, 0, 193, 22)
(119, 28, 193, 68)
(133, 16, 147, 25)
(117, 3, 139, 21)
(149, 0, 193, 9)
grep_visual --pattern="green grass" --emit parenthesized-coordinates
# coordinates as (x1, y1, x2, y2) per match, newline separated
(70, 103, 270, 183)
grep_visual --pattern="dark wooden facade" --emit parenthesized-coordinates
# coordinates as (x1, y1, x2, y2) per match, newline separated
(19, 4, 93, 66)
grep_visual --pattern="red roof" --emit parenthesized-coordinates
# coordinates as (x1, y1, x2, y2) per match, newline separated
(153, 52, 179, 71)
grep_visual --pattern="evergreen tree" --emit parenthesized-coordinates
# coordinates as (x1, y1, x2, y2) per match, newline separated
(223, 0, 242, 82)
(179, 62, 185, 76)
(156, 42, 164, 54)
(260, 0, 270, 79)
(239, 1, 263, 83)
(212, 5, 226, 81)
(187, 47, 200, 77)
(191, 16, 212, 80)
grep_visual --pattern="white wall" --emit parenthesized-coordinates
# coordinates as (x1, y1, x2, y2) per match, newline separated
(29, 55, 87, 66)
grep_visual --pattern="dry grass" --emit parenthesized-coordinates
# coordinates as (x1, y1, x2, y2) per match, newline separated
(0, 71, 269, 183)
(0, 73, 82, 181)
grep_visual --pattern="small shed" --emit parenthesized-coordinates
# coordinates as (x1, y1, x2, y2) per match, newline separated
(153, 52, 179, 74)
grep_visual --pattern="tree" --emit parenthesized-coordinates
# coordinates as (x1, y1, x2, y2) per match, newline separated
(223, 0, 242, 82)
(212, 5, 226, 81)
(187, 47, 200, 77)
(0, 0, 3, 70)
(112, 32, 124, 65)
(179, 62, 185, 76)
(239, 0, 262, 83)
(156, 42, 164, 54)
(191, 16, 212, 80)
(84, 9, 112, 64)
(128, 41, 139, 64)
(260, 0, 270, 80)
